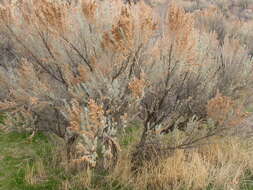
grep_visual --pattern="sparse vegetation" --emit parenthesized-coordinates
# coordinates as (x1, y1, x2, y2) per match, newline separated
(1, 0, 253, 189)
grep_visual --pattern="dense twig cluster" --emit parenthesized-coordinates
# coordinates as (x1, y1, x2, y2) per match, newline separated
(0, 0, 252, 173)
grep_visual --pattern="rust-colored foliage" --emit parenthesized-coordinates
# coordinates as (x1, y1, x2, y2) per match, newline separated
(166, 3, 197, 64)
(0, 4, 12, 25)
(0, 0, 253, 179)
(128, 76, 146, 98)
(102, 6, 134, 54)
(34, 0, 68, 33)
(81, 0, 97, 23)
(87, 99, 104, 130)
(207, 91, 247, 126)
(207, 91, 234, 125)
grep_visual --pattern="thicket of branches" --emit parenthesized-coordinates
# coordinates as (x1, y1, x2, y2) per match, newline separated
(0, 0, 253, 173)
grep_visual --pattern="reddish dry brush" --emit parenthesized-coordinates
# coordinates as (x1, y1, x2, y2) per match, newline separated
(0, 0, 253, 173)
(207, 91, 247, 127)
(0, 0, 147, 170)
(81, 0, 98, 23)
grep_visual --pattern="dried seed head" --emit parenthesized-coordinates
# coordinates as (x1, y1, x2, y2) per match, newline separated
(102, 6, 134, 54)
(166, 3, 197, 64)
(68, 99, 82, 132)
(138, 1, 157, 43)
(88, 99, 104, 129)
(129, 76, 146, 98)
(34, 0, 67, 34)
(206, 91, 244, 126)
(0, 4, 12, 25)
(81, 0, 97, 23)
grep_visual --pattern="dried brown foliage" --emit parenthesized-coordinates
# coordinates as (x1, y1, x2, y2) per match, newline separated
(166, 2, 197, 64)
(0, 0, 253, 176)
(81, 0, 97, 23)
(102, 6, 134, 54)
(207, 91, 247, 127)
(0, 4, 12, 24)
(128, 76, 146, 98)
(28, 0, 69, 34)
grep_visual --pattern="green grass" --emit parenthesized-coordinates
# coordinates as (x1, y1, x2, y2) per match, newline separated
(0, 122, 252, 190)
(0, 130, 132, 190)
(0, 130, 59, 190)
(0, 113, 5, 125)
(119, 121, 141, 147)
(241, 170, 253, 190)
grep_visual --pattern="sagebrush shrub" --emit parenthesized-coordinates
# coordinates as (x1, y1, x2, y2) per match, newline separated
(0, 0, 253, 172)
